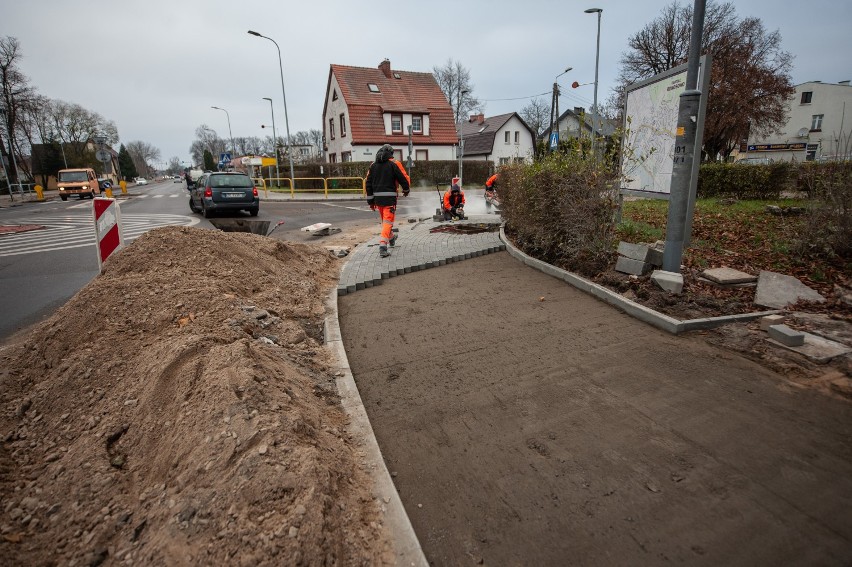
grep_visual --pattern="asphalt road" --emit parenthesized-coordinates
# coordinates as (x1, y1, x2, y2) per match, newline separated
(0, 183, 495, 342)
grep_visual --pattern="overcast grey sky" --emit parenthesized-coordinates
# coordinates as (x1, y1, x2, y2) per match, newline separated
(3, 0, 850, 166)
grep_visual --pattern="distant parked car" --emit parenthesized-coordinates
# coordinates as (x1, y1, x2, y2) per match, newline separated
(188, 172, 259, 218)
(134, 177, 148, 185)
(173, 176, 183, 183)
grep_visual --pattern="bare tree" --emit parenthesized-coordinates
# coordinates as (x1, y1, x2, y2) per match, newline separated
(520, 97, 551, 137)
(189, 124, 226, 166)
(0, 36, 38, 187)
(167, 156, 182, 174)
(125, 140, 161, 177)
(614, 1, 794, 160)
(432, 59, 482, 124)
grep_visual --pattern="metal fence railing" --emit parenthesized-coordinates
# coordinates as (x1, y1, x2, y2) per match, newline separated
(253, 177, 366, 199)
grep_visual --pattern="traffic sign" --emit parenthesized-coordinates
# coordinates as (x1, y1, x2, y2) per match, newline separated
(96, 149, 111, 162)
(549, 132, 559, 150)
(219, 152, 232, 163)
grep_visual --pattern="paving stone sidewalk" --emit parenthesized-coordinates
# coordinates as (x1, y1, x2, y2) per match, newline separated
(337, 215, 505, 296)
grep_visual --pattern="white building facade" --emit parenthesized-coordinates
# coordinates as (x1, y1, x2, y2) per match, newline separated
(739, 81, 852, 162)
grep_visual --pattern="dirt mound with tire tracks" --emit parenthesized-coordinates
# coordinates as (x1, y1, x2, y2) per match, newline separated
(0, 226, 392, 566)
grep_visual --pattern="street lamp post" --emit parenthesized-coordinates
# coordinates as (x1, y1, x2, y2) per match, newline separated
(262, 97, 281, 185)
(551, 67, 573, 150)
(248, 30, 296, 189)
(585, 7, 603, 160)
(458, 89, 469, 185)
(211, 106, 235, 163)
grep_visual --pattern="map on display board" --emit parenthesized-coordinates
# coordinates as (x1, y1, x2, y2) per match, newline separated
(620, 57, 708, 195)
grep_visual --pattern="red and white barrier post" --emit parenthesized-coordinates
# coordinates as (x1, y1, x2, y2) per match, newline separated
(93, 197, 124, 271)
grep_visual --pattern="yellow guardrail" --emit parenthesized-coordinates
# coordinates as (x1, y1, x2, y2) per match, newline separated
(257, 177, 365, 199)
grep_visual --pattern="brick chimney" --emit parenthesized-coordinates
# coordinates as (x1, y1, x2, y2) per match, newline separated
(378, 59, 392, 78)
(573, 107, 585, 115)
(469, 113, 485, 124)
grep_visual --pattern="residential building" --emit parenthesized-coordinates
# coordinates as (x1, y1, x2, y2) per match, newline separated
(458, 113, 536, 165)
(540, 106, 593, 144)
(322, 59, 457, 164)
(738, 81, 852, 162)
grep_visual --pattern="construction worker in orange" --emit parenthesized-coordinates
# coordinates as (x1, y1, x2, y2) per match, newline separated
(366, 144, 410, 258)
(485, 173, 499, 198)
(442, 183, 466, 220)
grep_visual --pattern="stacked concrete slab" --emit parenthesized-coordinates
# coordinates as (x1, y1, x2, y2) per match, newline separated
(614, 241, 664, 276)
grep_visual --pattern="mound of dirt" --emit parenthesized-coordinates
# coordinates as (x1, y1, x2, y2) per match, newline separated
(0, 226, 392, 566)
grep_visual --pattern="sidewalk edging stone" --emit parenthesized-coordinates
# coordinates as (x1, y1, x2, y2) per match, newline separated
(500, 226, 781, 334)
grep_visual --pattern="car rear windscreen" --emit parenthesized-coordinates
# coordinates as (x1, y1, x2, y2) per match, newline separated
(212, 174, 253, 188)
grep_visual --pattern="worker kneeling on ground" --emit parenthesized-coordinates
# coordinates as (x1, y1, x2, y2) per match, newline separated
(443, 184, 466, 220)
(366, 144, 410, 258)
(485, 173, 499, 198)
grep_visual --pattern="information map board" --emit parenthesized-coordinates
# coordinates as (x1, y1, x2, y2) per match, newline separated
(620, 55, 710, 196)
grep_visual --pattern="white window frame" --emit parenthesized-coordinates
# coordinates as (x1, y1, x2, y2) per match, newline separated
(391, 114, 402, 134)
(329, 118, 335, 140)
(340, 113, 346, 137)
(504, 131, 510, 144)
(412, 115, 423, 134)
(811, 114, 823, 131)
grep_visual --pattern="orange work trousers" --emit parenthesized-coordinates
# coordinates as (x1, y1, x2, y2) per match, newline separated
(377, 205, 396, 246)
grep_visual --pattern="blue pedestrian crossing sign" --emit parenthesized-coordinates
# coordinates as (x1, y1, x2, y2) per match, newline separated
(549, 132, 559, 150)
(219, 152, 232, 163)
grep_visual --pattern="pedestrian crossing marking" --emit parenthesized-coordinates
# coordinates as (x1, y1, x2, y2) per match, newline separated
(0, 213, 199, 257)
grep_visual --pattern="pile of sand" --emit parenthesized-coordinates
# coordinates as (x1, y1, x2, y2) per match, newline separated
(0, 226, 391, 565)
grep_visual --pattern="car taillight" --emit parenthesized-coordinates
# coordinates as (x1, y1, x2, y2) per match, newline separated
(252, 187, 258, 197)
(204, 187, 212, 198)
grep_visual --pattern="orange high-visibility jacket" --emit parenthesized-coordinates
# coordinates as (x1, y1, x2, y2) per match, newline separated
(443, 188, 465, 210)
(485, 174, 499, 189)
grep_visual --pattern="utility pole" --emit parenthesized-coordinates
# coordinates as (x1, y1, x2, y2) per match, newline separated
(661, 0, 706, 278)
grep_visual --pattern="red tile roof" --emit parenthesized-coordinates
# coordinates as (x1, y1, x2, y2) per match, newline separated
(327, 63, 458, 146)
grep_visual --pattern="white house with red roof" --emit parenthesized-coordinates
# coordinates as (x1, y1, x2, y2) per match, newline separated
(322, 59, 458, 164)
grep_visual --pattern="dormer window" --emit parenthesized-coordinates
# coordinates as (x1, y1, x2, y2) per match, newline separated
(393, 73, 401, 79)
(368, 83, 380, 93)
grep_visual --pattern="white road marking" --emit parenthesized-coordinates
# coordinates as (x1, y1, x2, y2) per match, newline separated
(0, 213, 199, 257)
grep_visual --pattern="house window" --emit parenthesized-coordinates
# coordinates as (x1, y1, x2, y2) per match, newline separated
(393, 149, 403, 162)
(329, 153, 337, 163)
(340, 113, 346, 137)
(811, 114, 823, 131)
(391, 115, 402, 134)
(504, 131, 510, 144)
(342, 151, 352, 162)
(499, 157, 510, 165)
(332, 89, 338, 101)
(514, 131, 520, 144)
(412, 115, 423, 133)
(368, 83, 380, 93)
(805, 143, 818, 161)
(416, 149, 428, 161)
(801, 91, 812, 104)
(329, 118, 335, 140)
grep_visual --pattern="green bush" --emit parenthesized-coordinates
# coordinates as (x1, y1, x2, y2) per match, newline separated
(501, 153, 619, 276)
(796, 160, 852, 259)
(697, 163, 792, 199)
